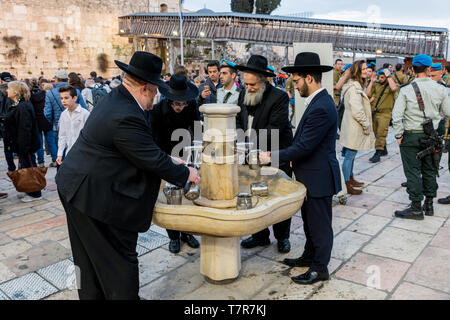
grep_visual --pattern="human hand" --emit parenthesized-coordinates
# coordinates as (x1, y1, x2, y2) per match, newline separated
(259, 152, 271, 164)
(371, 72, 377, 82)
(170, 156, 186, 165)
(384, 69, 391, 77)
(363, 127, 370, 135)
(201, 88, 211, 99)
(188, 167, 201, 185)
(56, 156, 63, 165)
(397, 137, 403, 145)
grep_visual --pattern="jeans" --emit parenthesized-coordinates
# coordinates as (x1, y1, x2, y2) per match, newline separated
(18, 153, 42, 198)
(36, 130, 57, 163)
(342, 148, 358, 182)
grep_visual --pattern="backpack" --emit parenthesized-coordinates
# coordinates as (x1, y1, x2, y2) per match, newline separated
(88, 85, 108, 109)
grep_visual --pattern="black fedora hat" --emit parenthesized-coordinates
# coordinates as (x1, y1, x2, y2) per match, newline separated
(235, 55, 276, 78)
(282, 52, 333, 73)
(159, 74, 199, 101)
(115, 51, 167, 88)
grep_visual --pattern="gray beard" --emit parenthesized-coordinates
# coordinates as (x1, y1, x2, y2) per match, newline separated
(244, 84, 266, 106)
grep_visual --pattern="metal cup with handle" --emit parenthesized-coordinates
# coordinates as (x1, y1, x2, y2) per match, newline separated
(236, 193, 259, 210)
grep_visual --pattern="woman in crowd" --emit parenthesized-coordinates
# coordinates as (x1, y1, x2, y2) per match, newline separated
(4, 81, 42, 202)
(29, 78, 53, 168)
(149, 74, 201, 254)
(339, 60, 375, 195)
(68, 72, 85, 91)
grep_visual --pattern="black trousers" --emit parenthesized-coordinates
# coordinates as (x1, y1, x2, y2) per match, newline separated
(300, 196, 333, 273)
(166, 229, 189, 240)
(252, 164, 292, 241)
(59, 192, 140, 300)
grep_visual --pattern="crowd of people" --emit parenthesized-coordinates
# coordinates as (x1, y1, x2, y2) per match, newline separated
(0, 49, 449, 299)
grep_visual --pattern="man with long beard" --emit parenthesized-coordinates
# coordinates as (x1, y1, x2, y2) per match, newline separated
(235, 55, 294, 253)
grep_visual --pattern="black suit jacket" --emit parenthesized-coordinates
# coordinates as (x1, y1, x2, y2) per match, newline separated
(56, 85, 190, 233)
(275, 89, 342, 198)
(236, 83, 293, 174)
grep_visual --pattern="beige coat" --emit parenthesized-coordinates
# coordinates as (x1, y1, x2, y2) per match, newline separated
(339, 80, 375, 151)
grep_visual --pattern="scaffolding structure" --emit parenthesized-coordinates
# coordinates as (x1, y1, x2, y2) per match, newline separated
(118, 12, 448, 59)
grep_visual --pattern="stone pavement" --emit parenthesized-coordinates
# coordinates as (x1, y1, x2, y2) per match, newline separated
(0, 130, 449, 300)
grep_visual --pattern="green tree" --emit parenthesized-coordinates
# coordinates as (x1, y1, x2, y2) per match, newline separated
(255, 0, 281, 14)
(230, 0, 254, 13)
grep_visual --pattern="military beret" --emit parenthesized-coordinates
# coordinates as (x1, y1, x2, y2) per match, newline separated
(267, 65, 276, 74)
(377, 68, 389, 76)
(343, 64, 352, 71)
(368, 62, 376, 67)
(431, 63, 443, 71)
(412, 54, 433, 67)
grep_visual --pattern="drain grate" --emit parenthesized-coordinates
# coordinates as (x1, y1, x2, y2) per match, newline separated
(37, 259, 76, 290)
(0, 273, 58, 300)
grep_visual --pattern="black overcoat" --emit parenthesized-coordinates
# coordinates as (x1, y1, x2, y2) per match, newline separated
(55, 84, 190, 233)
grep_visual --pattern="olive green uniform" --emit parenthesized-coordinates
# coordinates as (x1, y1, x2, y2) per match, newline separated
(333, 69, 342, 105)
(370, 81, 396, 151)
(392, 78, 450, 202)
(393, 71, 408, 86)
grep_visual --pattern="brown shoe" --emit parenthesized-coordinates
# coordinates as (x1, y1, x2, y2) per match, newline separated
(349, 175, 364, 187)
(346, 181, 362, 195)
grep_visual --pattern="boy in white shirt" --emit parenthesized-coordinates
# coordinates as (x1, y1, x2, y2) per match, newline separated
(56, 86, 90, 165)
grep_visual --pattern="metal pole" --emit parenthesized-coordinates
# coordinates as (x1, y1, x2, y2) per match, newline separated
(180, 16, 184, 65)
(211, 40, 215, 60)
(169, 37, 174, 74)
(285, 46, 289, 66)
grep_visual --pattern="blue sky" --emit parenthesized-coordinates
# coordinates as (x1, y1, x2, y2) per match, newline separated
(183, 0, 450, 30)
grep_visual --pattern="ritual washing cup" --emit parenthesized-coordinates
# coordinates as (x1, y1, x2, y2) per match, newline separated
(163, 186, 183, 205)
(236, 193, 259, 210)
(250, 182, 268, 197)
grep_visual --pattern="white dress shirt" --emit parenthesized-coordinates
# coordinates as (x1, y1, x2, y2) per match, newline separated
(57, 105, 90, 156)
(304, 87, 326, 108)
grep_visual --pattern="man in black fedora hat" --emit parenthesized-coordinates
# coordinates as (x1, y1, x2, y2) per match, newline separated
(259, 52, 341, 285)
(235, 55, 294, 253)
(148, 73, 201, 253)
(55, 51, 201, 299)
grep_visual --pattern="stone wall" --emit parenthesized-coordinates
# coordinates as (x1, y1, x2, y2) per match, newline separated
(0, 0, 179, 79)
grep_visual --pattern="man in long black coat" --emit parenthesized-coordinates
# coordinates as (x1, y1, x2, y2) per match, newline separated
(55, 52, 200, 300)
(260, 52, 341, 285)
(235, 55, 294, 253)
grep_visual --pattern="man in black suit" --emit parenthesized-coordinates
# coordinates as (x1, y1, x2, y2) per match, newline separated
(55, 52, 200, 299)
(235, 55, 294, 253)
(260, 52, 341, 285)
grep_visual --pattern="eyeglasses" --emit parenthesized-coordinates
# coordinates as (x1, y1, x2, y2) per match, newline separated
(172, 102, 187, 107)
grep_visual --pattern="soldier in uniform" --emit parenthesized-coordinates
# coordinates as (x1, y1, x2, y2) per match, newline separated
(333, 59, 343, 106)
(406, 65, 416, 83)
(444, 66, 450, 85)
(393, 64, 408, 86)
(366, 68, 398, 163)
(392, 54, 450, 220)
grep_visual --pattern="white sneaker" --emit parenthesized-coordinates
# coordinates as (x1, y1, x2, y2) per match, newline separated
(17, 192, 26, 199)
(21, 195, 42, 203)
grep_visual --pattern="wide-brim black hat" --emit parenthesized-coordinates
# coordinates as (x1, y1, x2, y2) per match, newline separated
(282, 52, 333, 73)
(115, 51, 168, 88)
(159, 74, 199, 101)
(235, 55, 276, 78)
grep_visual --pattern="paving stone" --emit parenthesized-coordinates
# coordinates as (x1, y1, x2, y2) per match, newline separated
(37, 259, 76, 290)
(0, 240, 33, 260)
(309, 278, 387, 300)
(404, 246, 450, 293)
(390, 216, 444, 235)
(332, 216, 354, 235)
(362, 185, 397, 197)
(149, 223, 169, 237)
(137, 230, 170, 251)
(251, 274, 317, 300)
(434, 203, 450, 219)
(0, 273, 57, 300)
(138, 248, 187, 286)
(368, 200, 403, 218)
(32, 201, 61, 211)
(335, 252, 410, 292)
(0, 211, 55, 232)
(136, 245, 150, 257)
(0, 262, 16, 283)
(1, 201, 47, 215)
(333, 205, 367, 220)
(344, 193, 384, 210)
(386, 190, 411, 204)
(347, 214, 392, 236)
(430, 226, 450, 250)
(6, 215, 67, 239)
(363, 227, 432, 263)
(0, 212, 13, 223)
(258, 234, 306, 261)
(10, 207, 36, 217)
(390, 282, 450, 300)
(44, 289, 78, 300)
(24, 225, 69, 245)
(184, 256, 290, 300)
(0, 232, 12, 246)
(331, 231, 371, 260)
(140, 259, 205, 300)
(1, 240, 71, 277)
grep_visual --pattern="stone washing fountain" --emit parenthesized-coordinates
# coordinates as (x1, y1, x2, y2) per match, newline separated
(153, 104, 306, 283)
